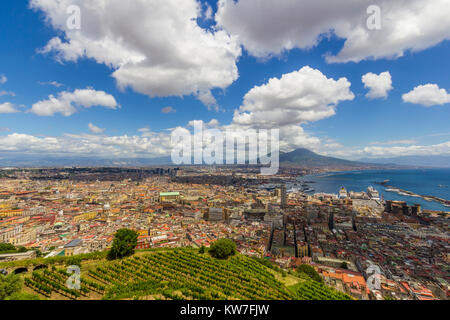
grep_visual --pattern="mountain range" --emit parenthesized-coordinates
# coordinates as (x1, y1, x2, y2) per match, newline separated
(279, 148, 367, 168)
(0, 148, 447, 168)
(0, 148, 385, 169)
(359, 155, 450, 168)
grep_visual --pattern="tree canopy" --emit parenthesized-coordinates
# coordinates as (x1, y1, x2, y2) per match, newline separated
(0, 243, 29, 254)
(107, 229, 139, 260)
(0, 243, 17, 253)
(208, 239, 237, 260)
(0, 273, 23, 300)
(296, 264, 323, 283)
(65, 256, 82, 267)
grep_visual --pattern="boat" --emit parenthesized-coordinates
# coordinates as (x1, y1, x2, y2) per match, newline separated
(259, 184, 277, 190)
(367, 186, 380, 200)
(339, 187, 348, 199)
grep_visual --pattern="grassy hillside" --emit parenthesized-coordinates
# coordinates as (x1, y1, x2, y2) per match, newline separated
(8, 248, 352, 300)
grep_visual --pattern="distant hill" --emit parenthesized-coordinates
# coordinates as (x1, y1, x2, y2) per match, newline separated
(280, 148, 369, 168)
(359, 155, 450, 168)
(0, 148, 401, 169)
(0, 155, 173, 167)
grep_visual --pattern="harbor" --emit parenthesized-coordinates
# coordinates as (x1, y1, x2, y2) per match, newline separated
(377, 180, 450, 208)
(296, 169, 450, 212)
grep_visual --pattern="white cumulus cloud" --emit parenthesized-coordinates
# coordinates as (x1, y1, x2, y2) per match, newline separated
(0, 91, 15, 97)
(88, 123, 105, 134)
(0, 102, 20, 114)
(30, 88, 119, 116)
(232, 66, 354, 129)
(362, 71, 393, 99)
(402, 84, 450, 107)
(359, 141, 450, 158)
(216, 0, 450, 63)
(0, 130, 174, 158)
(161, 106, 176, 114)
(38, 80, 64, 88)
(30, 0, 242, 108)
(227, 66, 354, 153)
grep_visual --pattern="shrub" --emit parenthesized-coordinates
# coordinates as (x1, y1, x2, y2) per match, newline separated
(65, 256, 82, 267)
(296, 264, 323, 283)
(208, 239, 237, 260)
(0, 273, 22, 300)
(0, 243, 16, 253)
(107, 229, 139, 260)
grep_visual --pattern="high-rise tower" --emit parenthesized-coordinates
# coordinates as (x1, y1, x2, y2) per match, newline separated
(280, 184, 287, 209)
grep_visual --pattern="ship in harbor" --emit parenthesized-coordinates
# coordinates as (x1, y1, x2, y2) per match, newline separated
(367, 186, 380, 200)
(339, 187, 348, 199)
(303, 187, 315, 193)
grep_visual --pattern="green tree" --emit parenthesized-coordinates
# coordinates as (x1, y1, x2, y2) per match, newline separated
(340, 262, 348, 269)
(0, 274, 23, 300)
(107, 229, 139, 260)
(33, 249, 43, 258)
(208, 239, 237, 260)
(0, 243, 16, 253)
(66, 256, 82, 267)
(199, 245, 206, 254)
(296, 264, 323, 283)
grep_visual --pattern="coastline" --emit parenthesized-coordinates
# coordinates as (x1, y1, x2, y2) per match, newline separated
(376, 180, 450, 208)
(298, 168, 450, 212)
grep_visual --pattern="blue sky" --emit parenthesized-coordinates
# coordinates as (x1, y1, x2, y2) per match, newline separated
(0, 0, 449, 160)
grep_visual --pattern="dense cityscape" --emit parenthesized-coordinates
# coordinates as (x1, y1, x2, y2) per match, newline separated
(0, 167, 448, 300)
(1, 0, 449, 311)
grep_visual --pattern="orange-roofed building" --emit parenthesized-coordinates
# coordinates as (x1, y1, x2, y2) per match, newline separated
(321, 269, 368, 300)
(417, 295, 439, 300)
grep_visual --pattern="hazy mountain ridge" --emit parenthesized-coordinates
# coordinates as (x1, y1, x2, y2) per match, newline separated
(279, 148, 367, 167)
(0, 148, 418, 169)
(0, 156, 172, 167)
(359, 155, 450, 168)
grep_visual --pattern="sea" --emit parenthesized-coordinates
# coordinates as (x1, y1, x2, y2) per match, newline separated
(297, 168, 450, 212)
